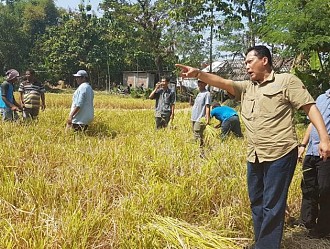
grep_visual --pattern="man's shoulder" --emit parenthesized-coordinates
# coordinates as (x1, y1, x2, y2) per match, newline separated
(316, 92, 328, 102)
(274, 72, 293, 77)
(232, 80, 250, 90)
(80, 83, 93, 91)
(79, 82, 89, 88)
(211, 107, 219, 113)
(164, 88, 173, 93)
(274, 72, 299, 83)
(32, 80, 43, 86)
(1, 81, 10, 88)
(200, 90, 210, 95)
(19, 80, 29, 87)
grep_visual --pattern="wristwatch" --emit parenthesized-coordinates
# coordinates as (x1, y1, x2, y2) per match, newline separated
(298, 144, 306, 148)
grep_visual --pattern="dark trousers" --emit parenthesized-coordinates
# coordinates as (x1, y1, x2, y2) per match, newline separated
(23, 107, 39, 120)
(155, 115, 170, 129)
(301, 155, 330, 233)
(247, 148, 297, 249)
(221, 115, 243, 138)
(72, 123, 88, 132)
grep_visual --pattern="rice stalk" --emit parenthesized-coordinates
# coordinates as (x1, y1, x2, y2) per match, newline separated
(148, 215, 249, 249)
(203, 125, 218, 145)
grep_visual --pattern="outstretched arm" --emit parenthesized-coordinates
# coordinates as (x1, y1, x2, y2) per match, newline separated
(175, 64, 236, 97)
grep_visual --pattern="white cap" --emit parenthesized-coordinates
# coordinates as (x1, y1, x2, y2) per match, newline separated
(73, 70, 88, 77)
(6, 69, 19, 81)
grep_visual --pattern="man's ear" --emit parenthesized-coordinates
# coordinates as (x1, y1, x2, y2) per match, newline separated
(262, 56, 268, 66)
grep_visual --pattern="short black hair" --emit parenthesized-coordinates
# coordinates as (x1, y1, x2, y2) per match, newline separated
(211, 102, 221, 108)
(161, 76, 171, 82)
(246, 45, 272, 67)
(26, 68, 36, 75)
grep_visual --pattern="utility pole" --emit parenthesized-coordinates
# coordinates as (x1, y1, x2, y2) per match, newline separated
(209, 2, 214, 74)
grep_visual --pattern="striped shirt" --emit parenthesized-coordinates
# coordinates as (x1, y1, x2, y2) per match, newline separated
(18, 80, 45, 109)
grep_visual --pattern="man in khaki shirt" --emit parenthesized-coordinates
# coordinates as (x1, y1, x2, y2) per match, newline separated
(176, 45, 330, 249)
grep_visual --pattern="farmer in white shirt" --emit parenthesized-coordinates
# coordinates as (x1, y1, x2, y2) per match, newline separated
(66, 70, 94, 131)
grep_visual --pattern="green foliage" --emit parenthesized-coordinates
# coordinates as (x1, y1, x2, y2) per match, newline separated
(294, 110, 308, 125)
(32, 11, 111, 85)
(262, 0, 330, 97)
(168, 0, 267, 58)
(293, 67, 329, 98)
(130, 88, 152, 99)
(262, 0, 330, 53)
(1, 0, 330, 94)
(0, 0, 59, 72)
(101, 0, 179, 76)
(0, 6, 29, 71)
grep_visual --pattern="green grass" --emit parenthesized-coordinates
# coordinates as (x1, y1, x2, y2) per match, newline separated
(0, 93, 328, 248)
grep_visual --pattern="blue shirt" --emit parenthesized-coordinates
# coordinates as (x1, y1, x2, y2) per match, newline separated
(71, 82, 94, 125)
(306, 89, 330, 156)
(0, 81, 14, 108)
(210, 105, 238, 122)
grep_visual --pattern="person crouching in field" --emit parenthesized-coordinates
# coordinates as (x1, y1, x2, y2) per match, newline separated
(210, 102, 243, 139)
(0, 69, 22, 121)
(66, 70, 94, 132)
(191, 80, 211, 147)
(19, 69, 46, 120)
(149, 76, 176, 129)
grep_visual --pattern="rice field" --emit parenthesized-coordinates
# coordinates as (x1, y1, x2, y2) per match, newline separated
(0, 92, 328, 248)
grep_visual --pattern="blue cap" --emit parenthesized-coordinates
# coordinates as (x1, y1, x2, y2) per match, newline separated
(73, 70, 88, 77)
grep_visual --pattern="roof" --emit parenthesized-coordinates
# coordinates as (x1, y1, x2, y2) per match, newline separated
(202, 56, 294, 81)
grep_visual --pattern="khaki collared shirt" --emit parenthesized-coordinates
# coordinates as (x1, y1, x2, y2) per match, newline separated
(233, 71, 315, 163)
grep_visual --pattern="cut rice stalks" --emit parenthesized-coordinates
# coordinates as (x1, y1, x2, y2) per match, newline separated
(147, 215, 250, 249)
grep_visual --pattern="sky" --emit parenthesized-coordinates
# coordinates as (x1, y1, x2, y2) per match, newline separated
(55, 0, 103, 15)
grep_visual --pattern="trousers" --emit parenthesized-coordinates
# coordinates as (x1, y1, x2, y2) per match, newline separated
(247, 148, 297, 249)
(221, 115, 243, 138)
(300, 155, 330, 234)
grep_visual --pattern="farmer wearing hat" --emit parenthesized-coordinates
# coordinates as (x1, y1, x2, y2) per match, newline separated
(66, 70, 94, 131)
(210, 102, 243, 138)
(0, 69, 22, 121)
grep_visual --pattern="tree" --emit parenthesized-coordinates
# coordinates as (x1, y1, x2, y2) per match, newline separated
(101, 0, 187, 78)
(21, 0, 59, 43)
(162, 25, 207, 68)
(0, 4, 29, 73)
(169, 0, 267, 59)
(262, 0, 330, 97)
(0, 0, 59, 73)
(262, 0, 330, 54)
(32, 8, 111, 87)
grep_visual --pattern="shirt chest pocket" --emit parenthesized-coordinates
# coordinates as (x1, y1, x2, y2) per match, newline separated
(164, 93, 171, 103)
(241, 93, 255, 120)
(259, 89, 285, 115)
(195, 95, 204, 105)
